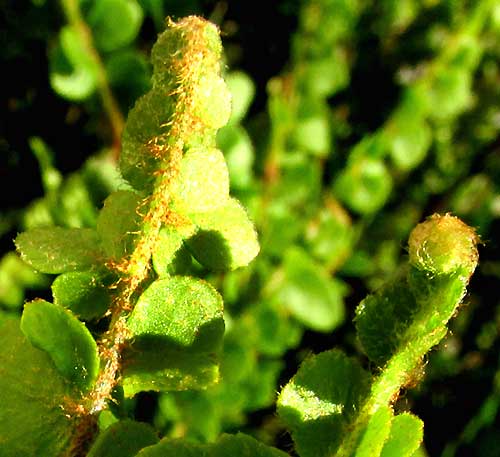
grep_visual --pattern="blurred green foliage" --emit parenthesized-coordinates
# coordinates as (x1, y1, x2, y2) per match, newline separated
(1, 0, 500, 456)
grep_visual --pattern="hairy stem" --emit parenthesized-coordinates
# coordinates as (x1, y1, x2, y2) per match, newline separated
(73, 14, 230, 422)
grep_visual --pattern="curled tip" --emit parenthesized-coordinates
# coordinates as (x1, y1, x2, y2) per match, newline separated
(408, 213, 479, 276)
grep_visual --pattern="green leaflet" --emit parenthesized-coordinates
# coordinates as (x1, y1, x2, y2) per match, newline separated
(355, 272, 418, 366)
(305, 207, 354, 270)
(0, 252, 47, 309)
(428, 68, 472, 120)
(120, 88, 175, 190)
(53, 173, 99, 228)
(333, 157, 393, 215)
(187, 198, 259, 271)
(250, 301, 303, 357)
(123, 276, 225, 396)
(105, 49, 151, 109)
(260, 202, 305, 257)
(136, 432, 288, 457)
(127, 276, 224, 347)
(157, 391, 220, 443)
(225, 71, 255, 125)
(0, 319, 78, 457)
(388, 117, 431, 171)
(122, 351, 220, 398)
(292, 99, 331, 157)
(152, 226, 194, 276)
(191, 73, 232, 130)
(52, 270, 111, 320)
(20, 299, 99, 392)
(274, 247, 346, 332)
(241, 358, 284, 411)
(173, 147, 230, 213)
(87, 0, 144, 53)
(272, 152, 322, 209)
(380, 413, 424, 457)
(278, 350, 371, 457)
(49, 25, 99, 100)
(87, 420, 159, 457)
(96, 190, 143, 261)
(29, 137, 62, 194)
(15, 227, 103, 274)
(302, 54, 349, 98)
(216, 125, 254, 189)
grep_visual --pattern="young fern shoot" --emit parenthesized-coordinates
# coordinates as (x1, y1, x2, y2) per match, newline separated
(278, 213, 479, 457)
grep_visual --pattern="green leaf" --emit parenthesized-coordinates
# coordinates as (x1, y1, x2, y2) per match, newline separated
(292, 100, 331, 157)
(191, 73, 232, 130)
(386, 87, 432, 170)
(174, 147, 230, 213)
(241, 359, 283, 411)
(20, 299, 99, 391)
(355, 406, 394, 457)
(136, 432, 288, 457)
(274, 247, 345, 332)
(273, 152, 322, 208)
(216, 125, 254, 189)
(123, 276, 225, 396)
(96, 190, 143, 261)
(220, 326, 255, 381)
(152, 225, 194, 277)
(428, 69, 472, 120)
(0, 252, 48, 309)
(388, 118, 431, 171)
(380, 413, 424, 457)
(15, 227, 103, 274)
(54, 173, 98, 228)
(87, 0, 144, 52)
(52, 270, 111, 320)
(122, 351, 221, 398)
(225, 71, 255, 124)
(278, 350, 371, 457)
(260, 201, 305, 257)
(300, 55, 349, 97)
(356, 266, 468, 366)
(250, 301, 303, 357)
(29, 137, 62, 193)
(187, 198, 259, 271)
(0, 319, 78, 457)
(23, 198, 54, 230)
(157, 391, 219, 442)
(88, 420, 159, 457)
(305, 206, 354, 270)
(333, 157, 392, 214)
(82, 153, 126, 203)
(355, 272, 419, 366)
(49, 25, 98, 100)
(106, 49, 151, 109)
(127, 276, 223, 347)
(120, 88, 175, 190)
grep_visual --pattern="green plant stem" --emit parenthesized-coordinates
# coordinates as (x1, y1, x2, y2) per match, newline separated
(60, 0, 125, 161)
(336, 268, 470, 456)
